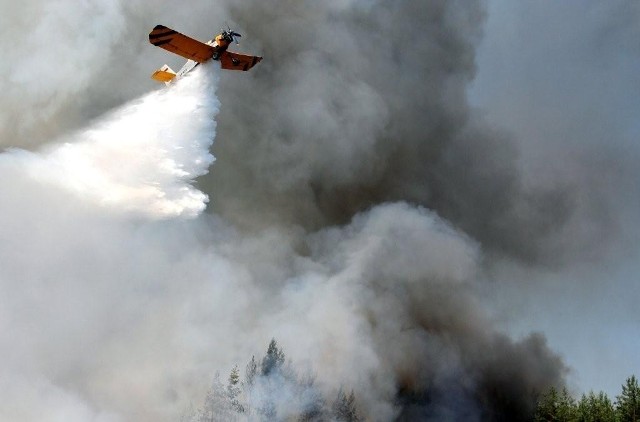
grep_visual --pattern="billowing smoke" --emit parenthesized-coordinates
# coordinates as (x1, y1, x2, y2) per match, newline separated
(206, 0, 574, 265)
(0, 0, 637, 421)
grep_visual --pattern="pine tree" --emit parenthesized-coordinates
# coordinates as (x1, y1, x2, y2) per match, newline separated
(195, 339, 366, 421)
(576, 391, 615, 422)
(199, 372, 232, 422)
(245, 355, 257, 387)
(535, 386, 559, 422)
(227, 365, 244, 414)
(261, 338, 285, 376)
(297, 372, 327, 421)
(534, 387, 577, 422)
(616, 376, 640, 422)
(255, 339, 285, 419)
(332, 388, 360, 422)
(558, 388, 578, 421)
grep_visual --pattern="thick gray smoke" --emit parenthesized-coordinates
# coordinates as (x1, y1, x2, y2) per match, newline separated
(0, 0, 637, 421)
(205, 1, 574, 265)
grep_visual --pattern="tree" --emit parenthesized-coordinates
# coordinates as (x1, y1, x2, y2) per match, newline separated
(534, 386, 559, 421)
(245, 355, 257, 387)
(332, 388, 360, 422)
(199, 372, 232, 422)
(576, 391, 615, 422)
(261, 338, 285, 376)
(255, 339, 286, 419)
(296, 372, 327, 422)
(534, 387, 577, 422)
(227, 365, 244, 414)
(195, 339, 352, 421)
(616, 376, 640, 422)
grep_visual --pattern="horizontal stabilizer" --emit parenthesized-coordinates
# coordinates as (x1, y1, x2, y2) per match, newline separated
(151, 64, 176, 83)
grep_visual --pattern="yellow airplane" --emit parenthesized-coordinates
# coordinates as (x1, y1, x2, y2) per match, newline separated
(148, 24, 262, 83)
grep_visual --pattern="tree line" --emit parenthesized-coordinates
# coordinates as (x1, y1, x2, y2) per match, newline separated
(182, 339, 361, 422)
(183, 340, 638, 421)
(534, 375, 640, 422)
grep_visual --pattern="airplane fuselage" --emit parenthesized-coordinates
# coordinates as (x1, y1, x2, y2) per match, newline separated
(175, 34, 231, 78)
(210, 34, 232, 59)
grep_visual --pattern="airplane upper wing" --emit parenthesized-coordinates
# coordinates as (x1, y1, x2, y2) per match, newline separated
(149, 25, 215, 63)
(220, 51, 263, 71)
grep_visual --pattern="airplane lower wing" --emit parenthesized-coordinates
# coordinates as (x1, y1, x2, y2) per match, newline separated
(220, 51, 263, 71)
(149, 25, 216, 63)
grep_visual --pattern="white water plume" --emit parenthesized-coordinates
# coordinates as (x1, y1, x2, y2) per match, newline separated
(2, 62, 219, 218)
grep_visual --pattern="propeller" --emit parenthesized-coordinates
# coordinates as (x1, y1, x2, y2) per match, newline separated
(223, 23, 242, 44)
(231, 31, 242, 44)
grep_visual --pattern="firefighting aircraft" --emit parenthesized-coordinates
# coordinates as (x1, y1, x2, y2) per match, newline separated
(148, 24, 262, 83)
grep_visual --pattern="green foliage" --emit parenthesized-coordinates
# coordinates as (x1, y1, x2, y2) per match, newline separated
(533, 375, 640, 422)
(332, 388, 360, 422)
(245, 355, 257, 387)
(576, 391, 615, 422)
(534, 386, 559, 421)
(199, 372, 233, 422)
(227, 365, 244, 413)
(534, 387, 577, 422)
(296, 372, 326, 422)
(616, 376, 640, 422)
(191, 339, 361, 422)
(261, 338, 286, 376)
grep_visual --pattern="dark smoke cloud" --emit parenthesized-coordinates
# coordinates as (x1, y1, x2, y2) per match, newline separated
(202, 0, 602, 266)
(302, 202, 566, 420)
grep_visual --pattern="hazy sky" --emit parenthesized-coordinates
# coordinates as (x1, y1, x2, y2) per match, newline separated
(471, 0, 640, 396)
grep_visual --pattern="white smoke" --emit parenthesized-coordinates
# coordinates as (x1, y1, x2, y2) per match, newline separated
(1, 376, 121, 422)
(0, 0, 127, 144)
(0, 62, 230, 421)
(1, 64, 219, 218)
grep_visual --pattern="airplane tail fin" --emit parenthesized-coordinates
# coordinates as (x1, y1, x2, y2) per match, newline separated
(151, 64, 177, 84)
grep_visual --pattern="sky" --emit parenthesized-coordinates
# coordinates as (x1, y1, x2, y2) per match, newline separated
(0, 1, 638, 421)
(470, 0, 640, 396)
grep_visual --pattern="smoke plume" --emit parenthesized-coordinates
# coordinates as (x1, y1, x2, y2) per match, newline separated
(0, 0, 637, 421)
